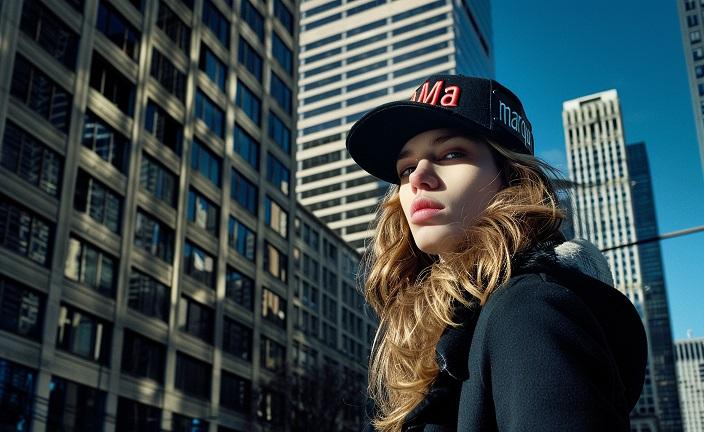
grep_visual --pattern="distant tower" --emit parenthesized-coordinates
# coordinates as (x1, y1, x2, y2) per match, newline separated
(563, 91, 683, 431)
(677, 0, 704, 179)
(674, 337, 704, 432)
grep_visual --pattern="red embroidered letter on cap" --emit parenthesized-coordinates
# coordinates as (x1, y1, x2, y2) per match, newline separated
(440, 85, 461, 107)
(416, 80, 443, 106)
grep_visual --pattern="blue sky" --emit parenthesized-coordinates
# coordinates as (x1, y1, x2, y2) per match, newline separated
(491, 0, 704, 340)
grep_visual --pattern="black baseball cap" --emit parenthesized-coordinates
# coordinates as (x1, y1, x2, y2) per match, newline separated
(345, 74, 534, 184)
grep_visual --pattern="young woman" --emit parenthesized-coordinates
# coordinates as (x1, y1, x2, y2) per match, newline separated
(346, 75, 648, 432)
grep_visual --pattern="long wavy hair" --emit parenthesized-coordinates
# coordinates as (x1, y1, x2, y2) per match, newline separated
(361, 135, 566, 432)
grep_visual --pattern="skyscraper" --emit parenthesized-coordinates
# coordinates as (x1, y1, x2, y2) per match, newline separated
(677, 0, 704, 179)
(563, 91, 682, 431)
(0, 0, 373, 431)
(674, 336, 704, 432)
(296, 0, 493, 251)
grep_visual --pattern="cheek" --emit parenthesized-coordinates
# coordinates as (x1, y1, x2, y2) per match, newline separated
(398, 188, 413, 219)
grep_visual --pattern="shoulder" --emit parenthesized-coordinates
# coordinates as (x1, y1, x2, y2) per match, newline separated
(472, 271, 617, 362)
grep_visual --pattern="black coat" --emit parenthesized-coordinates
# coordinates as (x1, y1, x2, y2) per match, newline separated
(363, 239, 648, 432)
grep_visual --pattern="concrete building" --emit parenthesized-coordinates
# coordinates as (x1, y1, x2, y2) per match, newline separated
(675, 336, 704, 432)
(677, 0, 704, 179)
(0, 0, 373, 431)
(296, 0, 493, 251)
(563, 90, 682, 431)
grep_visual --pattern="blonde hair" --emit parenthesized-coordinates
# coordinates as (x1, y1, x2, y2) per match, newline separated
(361, 137, 565, 432)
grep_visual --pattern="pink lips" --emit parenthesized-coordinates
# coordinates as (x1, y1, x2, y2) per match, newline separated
(410, 197, 444, 224)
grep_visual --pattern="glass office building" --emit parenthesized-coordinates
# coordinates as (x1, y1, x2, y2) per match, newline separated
(0, 0, 374, 431)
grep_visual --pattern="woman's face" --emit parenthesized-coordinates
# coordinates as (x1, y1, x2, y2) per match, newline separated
(397, 128, 503, 256)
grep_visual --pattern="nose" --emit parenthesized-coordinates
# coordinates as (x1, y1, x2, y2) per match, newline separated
(409, 159, 439, 191)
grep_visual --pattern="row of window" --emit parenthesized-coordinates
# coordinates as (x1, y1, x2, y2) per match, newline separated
(0, 356, 258, 431)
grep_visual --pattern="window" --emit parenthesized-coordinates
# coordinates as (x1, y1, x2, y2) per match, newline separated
(223, 317, 252, 361)
(697, 65, 704, 78)
(10, 55, 72, 133)
(202, 0, 229, 47)
(348, 33, 386, 50)
(56, 303, 112, 364)
(257, 387, 285, 425)
(266, 153, 290, 196)
(175, 352, 211, 400)
(191, 139, 222, 187)
(293, 341, 317, 369)
(236, 80, 262, 125)
(121, 330, 165, 383)
(264, 241, 287, 282)
(0, 195, 53, 266)
(199, 43, 227, 91)
(179, 295, 214, 343)
(1, 121, 63, 197)
(183, 240, 216, 288)
(187, 188, 219, 235)
(151, 48, 186, 102)
(268, 111, 291, 154)
(0, 358, 35, 430)
(274, 0, 293, 34)
(145, 100, 183, 153)
(64, 235, 118, 297)
(82, 111, 129, 173)
(238, 38, 263, 81)
(688, 14, 699, 27)
(74, 170, 123, 233)
(90, 52, 136, 116)
(226, 268, 254, 309)
(127, 269, 170, 322)
(691, 30, 702, 43)
(140, 153, 177, 207)
(116, 398, 162, 432)
(303, 47, 341, 64)
(0, 275, 45, 340)
(262, 288, 286, 328)
(260, 336, 285, 371)
(231, 169, 258, 214)
(47, 377, 106, 432)
(20, 0, 79, 69)
(96, 1, 140, 60)
(302, 0, 340, 19)
(195, 90, 225, 139)
(694, 47, 704, 60)
(233, 124, 259, 169)
(303, 88, 340, 105)
(302, 223, 319, 249)
(264, 196, 287, 238)
(228, 216, 256, 261)
(173, 414, 208, 432)
(220, 371, 251, 413)
(304, 12, 340, 31)
(156, 1, 190, 54)
(241, 0, 264, 41)
(303, 60, 342, 78)
(272, 32, 293, 76)
(134, 210, 174, 263)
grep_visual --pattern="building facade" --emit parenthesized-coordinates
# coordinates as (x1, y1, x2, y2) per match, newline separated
(296, 0, 493, 251)
(677, 0, 704, 180)
(562, 91, 682, 431)
(675, 337, 704, 432)
(0, 0, 373, 431)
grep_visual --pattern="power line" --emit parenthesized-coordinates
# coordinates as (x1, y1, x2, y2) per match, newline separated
(600, 225, 704, 252)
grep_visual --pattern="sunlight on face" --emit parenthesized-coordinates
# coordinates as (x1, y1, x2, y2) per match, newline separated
(397, 128, 503, 256)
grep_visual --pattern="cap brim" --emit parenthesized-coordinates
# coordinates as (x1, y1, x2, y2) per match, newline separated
(346, 101, 488, 184)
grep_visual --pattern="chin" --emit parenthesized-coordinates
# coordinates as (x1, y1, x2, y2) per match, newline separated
(411, 226, 461, 255)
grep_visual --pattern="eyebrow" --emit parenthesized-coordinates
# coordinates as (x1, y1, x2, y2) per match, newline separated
(396, 135, 457, 161)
